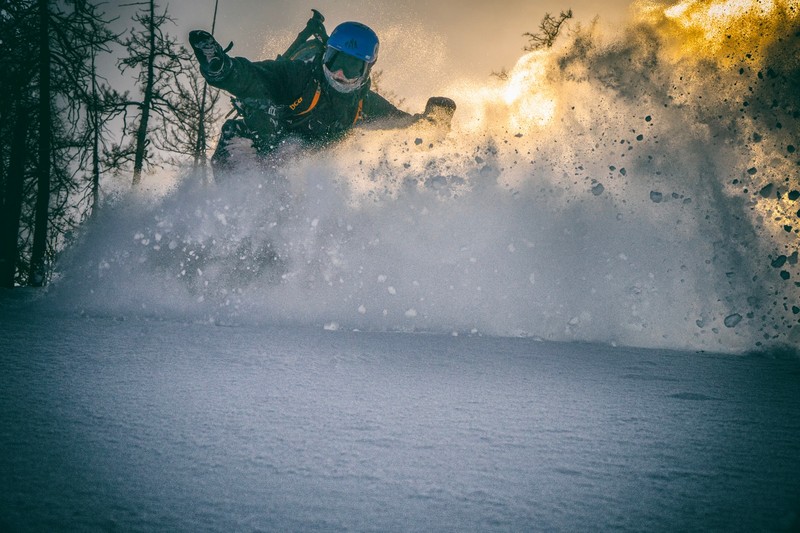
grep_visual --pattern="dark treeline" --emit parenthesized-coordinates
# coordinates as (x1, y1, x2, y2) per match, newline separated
(0, 0, 219, 288)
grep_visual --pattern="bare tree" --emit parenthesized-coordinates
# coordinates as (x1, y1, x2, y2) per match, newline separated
(491, 68, 510, 81)
(157, 60, 222, 180)
(28, 0, 53, 286)
(523, 9, 573, 51)
(116, 0, 189, 186)
(489, 10, 573, 82)
(77, 3, 121, 218)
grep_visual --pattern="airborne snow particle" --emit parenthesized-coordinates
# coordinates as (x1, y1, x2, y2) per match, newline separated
(592, 183, 605, 196)
(772, 256, 788, 268)
(405, 309, 417, 318)
(650, 191, 663, 203)
(724, 313, 742, 328)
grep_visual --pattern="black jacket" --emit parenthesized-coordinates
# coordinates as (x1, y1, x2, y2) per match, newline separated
(207, 56, 412, 143)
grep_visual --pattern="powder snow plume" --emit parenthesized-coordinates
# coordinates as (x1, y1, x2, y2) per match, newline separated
(52, 0, 799, 354)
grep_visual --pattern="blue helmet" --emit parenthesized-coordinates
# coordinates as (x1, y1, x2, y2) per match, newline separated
(327, 21, 379, 63)
(322, 22, 379, 93)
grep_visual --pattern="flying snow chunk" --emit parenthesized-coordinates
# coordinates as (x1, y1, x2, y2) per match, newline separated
(771, 255, 787, 268)
(724, 314, 742, 328)
(358, 305, 366, 314)
(405, 309, 418, 318)
(324, 322, 340, 331)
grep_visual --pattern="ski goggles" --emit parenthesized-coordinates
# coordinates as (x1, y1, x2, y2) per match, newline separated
(323, 50, 368, 80)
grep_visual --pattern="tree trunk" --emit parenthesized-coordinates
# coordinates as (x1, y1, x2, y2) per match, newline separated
(194, 83, 209, 183)
(131, 0, 156, 187)
(29, 0, 52, 287)
(0, 106, 30, 288)
(90, 51, 101, 214)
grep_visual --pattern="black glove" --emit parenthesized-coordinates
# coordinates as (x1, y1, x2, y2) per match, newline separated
(189, 30, 231, 79)
(423, 97, 457, 129)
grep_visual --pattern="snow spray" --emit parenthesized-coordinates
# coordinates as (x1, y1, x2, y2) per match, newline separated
(54, 0, 799, 353)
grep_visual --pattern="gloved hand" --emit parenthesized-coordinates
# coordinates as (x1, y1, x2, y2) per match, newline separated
(422, 97, 457, 130)
(189, 30, 231, 79)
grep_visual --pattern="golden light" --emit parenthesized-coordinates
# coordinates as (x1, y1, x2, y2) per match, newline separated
(453, 50, 558, 133)
(502, 51, 557, 128)
(664, 0, 777, 32)
(648, 0, 799, 62)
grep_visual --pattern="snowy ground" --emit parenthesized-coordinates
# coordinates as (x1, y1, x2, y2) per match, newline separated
(2, 302, 799, 532)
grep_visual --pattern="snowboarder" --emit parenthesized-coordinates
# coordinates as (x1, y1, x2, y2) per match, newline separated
(189, 12, 456, 178)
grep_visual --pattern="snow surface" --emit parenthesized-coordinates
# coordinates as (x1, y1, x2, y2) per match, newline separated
(4, 5, 799, 530)
(1, 304, 799, 532)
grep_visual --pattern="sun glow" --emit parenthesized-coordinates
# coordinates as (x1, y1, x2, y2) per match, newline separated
(502, 52, 557, 128)
(644, 0, 800, 61)
(664, 0, 777, 31)
(454, 50, 558, 134)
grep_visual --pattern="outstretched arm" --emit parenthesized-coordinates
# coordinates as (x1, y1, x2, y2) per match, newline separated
(189, 30, 308, 102)
(361, 92, 456, 130)
(361, 91, 413, 123)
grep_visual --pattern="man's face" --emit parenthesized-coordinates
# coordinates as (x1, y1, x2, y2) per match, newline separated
(325, 51, 367, 81)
